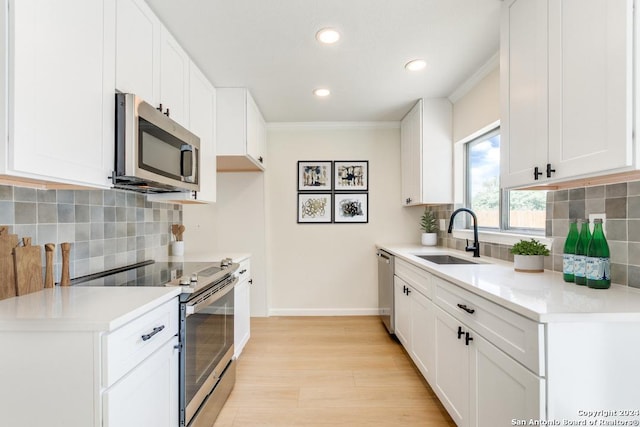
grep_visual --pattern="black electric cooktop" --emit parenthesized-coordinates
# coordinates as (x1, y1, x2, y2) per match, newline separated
(72, 260, 229, 288)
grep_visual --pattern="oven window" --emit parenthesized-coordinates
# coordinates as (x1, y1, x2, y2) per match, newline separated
(184, 290, 234, 405)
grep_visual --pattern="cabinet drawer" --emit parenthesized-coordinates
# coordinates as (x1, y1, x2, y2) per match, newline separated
(103, 298, 178, 387)
(434, 277, 544, 375)
(395, 258, 433, 299)
(237, 259, 251, 284)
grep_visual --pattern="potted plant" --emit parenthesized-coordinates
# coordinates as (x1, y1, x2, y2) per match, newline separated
(420, 208, 439, 246)
(510, 239, 550, 272)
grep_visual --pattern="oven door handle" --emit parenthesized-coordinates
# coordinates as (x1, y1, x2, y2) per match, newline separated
(185, 276, 238, 316)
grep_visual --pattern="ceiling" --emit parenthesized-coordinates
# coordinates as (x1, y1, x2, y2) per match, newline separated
(146, 0, 501, 123)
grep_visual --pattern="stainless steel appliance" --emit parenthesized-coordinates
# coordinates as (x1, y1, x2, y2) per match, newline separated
(377, 250, 395, 334)
(114, 93, 200, 193)
(74, 259, 238, 426)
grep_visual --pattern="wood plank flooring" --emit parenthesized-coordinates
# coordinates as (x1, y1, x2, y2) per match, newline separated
(211, 316, 456, 427)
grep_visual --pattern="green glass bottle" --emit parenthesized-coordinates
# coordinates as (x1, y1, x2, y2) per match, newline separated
(586, 219, 610, 289)
(563, 219, 579, 282)
(574, 219, 591, 286)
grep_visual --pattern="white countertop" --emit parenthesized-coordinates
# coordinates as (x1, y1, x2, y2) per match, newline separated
(0, 287, 181, 332)
(379, 244, 640, 323)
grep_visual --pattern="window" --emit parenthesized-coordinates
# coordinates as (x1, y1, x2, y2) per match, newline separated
(464, 128, 546, 233)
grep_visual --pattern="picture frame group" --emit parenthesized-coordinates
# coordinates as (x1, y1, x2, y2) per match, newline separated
(297, 160, 369, 224)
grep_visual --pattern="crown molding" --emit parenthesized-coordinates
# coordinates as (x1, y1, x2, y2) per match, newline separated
(448, 51, 500, 104)
(266, 121, 400, 131)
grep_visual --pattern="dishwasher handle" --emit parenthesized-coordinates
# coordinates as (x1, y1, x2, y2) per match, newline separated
(377, 252, 391, 263)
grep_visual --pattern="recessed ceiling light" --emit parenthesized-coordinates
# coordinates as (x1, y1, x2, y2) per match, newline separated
(316, 28, 340, 44)
(405, 59, 427, 71)
(313, 88, 331, 97)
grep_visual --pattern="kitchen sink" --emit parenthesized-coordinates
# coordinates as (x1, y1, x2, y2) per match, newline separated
(414, 254, 479, 265)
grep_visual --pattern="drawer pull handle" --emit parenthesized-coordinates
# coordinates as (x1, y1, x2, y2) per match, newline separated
(465, 331, 474, 346)
(239, 269, 247, 274)
(457, 326, 464, 339)
(141, 325, 165, 341)
(457, 304, 475, 314)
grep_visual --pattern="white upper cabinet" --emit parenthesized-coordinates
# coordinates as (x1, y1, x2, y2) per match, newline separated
(115, 0, 160, 104)
(159, 27, 190, 128)
(116, 0, 189, 128)
(2, 0, 115, 188)
(400, 99, 452, 206)
(501, 0, 634, 189)
(147, 62, 217, 204)
(216, 88, 266, 172)
(187, 64, 216, 203)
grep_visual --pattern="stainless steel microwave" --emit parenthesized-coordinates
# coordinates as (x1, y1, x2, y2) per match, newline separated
(113, 93, 200, 193)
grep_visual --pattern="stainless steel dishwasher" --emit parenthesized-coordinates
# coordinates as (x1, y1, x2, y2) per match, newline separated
(377, 249, 395, 334)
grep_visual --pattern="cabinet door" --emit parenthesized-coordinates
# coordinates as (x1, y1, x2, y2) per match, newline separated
(160, 27, 189, 127)
(10, 0, 114, 188)
(400, 100, 422, 206)
(410, 289, 436, 383)
(103, 337, 179, 427)
(234, 278, 251, 358)
(246, 93, 265, 167)
(470, 334, 545, 426)
(500, 0, 549, 189)
(547, 0, 633, 179)
(189, 63, 216, 203)
(433, 306, 469, 427)
(115, 0, 160, 104)
(393, 277, 411, 348)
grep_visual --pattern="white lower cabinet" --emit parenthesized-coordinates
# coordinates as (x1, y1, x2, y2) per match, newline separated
(234, 258, 251, 358)
(394, 275, 436, 382)
(433, 305, 544, 427)
(103, 336, 179, 427)
(433, 305, 470, 426)
(0, 296, 179, 427)
(395, 260, 545, 427)
(471, 331, 544, 426)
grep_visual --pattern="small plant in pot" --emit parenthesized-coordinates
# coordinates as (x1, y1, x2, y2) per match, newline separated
(510, 239, 550, 273)
(420, 208, 439, 246)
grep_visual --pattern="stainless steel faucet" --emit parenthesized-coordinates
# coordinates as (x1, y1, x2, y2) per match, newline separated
(447, 208, 480, 258)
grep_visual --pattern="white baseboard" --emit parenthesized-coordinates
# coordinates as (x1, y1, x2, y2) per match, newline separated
(268, 308, 380, 316)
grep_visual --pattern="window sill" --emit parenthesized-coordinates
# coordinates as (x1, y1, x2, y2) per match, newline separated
(452, 229, 553, 249)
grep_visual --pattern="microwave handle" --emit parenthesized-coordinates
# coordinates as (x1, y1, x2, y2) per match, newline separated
(181, 145, 193, 178)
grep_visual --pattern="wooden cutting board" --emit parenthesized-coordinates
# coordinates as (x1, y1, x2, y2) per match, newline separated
(13, 237, 44, 296)
(0, 226, 19, 300)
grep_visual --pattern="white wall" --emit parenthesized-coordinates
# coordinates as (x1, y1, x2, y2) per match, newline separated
(183, 172, 268, 316)
(266, 124, 423, 315)
(452, 66, 500, 143)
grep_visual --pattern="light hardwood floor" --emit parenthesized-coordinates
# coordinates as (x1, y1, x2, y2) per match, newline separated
(211, 316, 456, 427)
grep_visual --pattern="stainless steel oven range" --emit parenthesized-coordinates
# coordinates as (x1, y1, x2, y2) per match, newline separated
(74, 258, 239, 426)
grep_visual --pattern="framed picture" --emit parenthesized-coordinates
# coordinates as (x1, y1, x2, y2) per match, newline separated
(297, 193, 332, 223)
(334, 193, 368, 223)
(334, 161, 368, 191)
(298, 161, 332, 191)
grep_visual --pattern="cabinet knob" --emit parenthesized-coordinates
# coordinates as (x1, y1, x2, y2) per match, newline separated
(457, 326, 464, 339)
(157, 103, 163, 112)
(406, 288, 411, 295)
(406, 198, 412, 204)
(258, 156, 264, 163)
(164, 108, 170, 117)
(465, 331, 474, 346)
(546, 163, 556, 178)
(239, 269, 247, 275)
(248, 279, 253, 285)
(533, 166, 543, 180)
